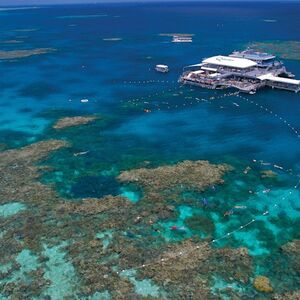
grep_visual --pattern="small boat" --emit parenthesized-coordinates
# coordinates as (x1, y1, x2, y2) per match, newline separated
(155, 64, 169, 73)
(274, 164, 284, 170)
(74, 151, 89, 157)
(172, 35, 192, 43)
(80, 98, 89, 103)
(234, 205, 247, 209)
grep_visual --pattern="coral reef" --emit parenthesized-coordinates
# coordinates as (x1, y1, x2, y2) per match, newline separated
(249, 41, 300, 60)
(1, 40, 23, 44)
(281, 240, 300, 255)
(118, 160, 230, 194)
(0, 140, 69, 204)
(253, 276, 273, 293)
(18, 81, 61, 99)
(260, 170, 277, 178)
(56, 195, 131, 216)
(0, 48, 56, 60)
(184, 215, 215, 235)
(0, 139, 271, 299)
(138, 240, 212, 298)
(208, 247, 252, 284)
(53, 116, 97, 130)
(272, 291, 300, 300)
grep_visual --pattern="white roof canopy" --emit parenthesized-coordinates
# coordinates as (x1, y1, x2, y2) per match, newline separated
(258, 74, 300, 85)
(203, 55, 257, 69)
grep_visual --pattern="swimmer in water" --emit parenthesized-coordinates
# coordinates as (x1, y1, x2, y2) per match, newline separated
(202, 198, 209, 207)
(224, 209, 234, 217)
(170, 225, 186, 232)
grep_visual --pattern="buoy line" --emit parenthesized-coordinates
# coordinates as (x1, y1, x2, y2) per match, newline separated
(236, 94, 300, 138)
(114, 89, 300, 276)
(121, 84, 182, 106)
(138, 91, 239, 113)
(122, 79, 176, 85)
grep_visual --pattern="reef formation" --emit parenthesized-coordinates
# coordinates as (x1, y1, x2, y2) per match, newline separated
(253, 276, 273, 293)
(0, 131, 243, 298)
(118, 160, 230, 194)
(0, 119, 299, 299)
(249, 41, 300, 60)
(0, 48, 56, 60)
(53, 116, 97, 130)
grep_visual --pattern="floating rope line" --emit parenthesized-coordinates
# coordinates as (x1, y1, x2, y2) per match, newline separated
(139, 91, 240, 112)
(236, 94, 300, 138)
(122, 79, 176, 85)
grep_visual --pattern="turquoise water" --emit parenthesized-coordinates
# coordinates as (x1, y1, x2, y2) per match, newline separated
(0, 2, 300, 299)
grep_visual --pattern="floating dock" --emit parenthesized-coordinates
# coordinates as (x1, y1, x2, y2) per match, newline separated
(179, 49, 300, 93)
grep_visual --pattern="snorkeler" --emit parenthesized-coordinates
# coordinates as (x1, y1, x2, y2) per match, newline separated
(202, 198, 209, 207)
(224, 209, 234, 217)
(170, 225, 187, 232)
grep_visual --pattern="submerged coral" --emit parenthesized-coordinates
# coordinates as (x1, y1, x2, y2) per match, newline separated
(0, 48, 56, 60)
(138, 239, 212, 298)
(272, 290, 300, 300)
(253, 276, 273, 293)
(260, 170, 277, 178)
(0, 140, 69, 204)
(281, 240, 300, 255)
(53, 116, 97, 130)
(208, 247, 252, 285)
(0, 40, 23, 44)
(18, 81, 61, 99)
(184, 215, 215, 235)
(0, 139, 246, 298)
(118, 160, 230, 194)
(0, 137, 294, 299)
(249, 41, 300, 60)
(56, 195, 131, 216)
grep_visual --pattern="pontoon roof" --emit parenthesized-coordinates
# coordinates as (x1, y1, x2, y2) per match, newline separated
(230, 50, 276, 61)
(258, 73, 300, 85)
(203, 55, 257, 69)
(185, 63, 203, 68)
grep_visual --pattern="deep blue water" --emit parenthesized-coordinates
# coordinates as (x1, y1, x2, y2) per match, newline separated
(1, 2, 300, 299)
(0, 2, 300, 167)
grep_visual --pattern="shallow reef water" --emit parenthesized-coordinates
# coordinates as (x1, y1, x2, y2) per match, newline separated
(0, 2, 300, 299)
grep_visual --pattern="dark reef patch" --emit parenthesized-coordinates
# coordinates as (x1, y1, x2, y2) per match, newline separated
(0, 129, 33, 148)
(185, 215, 215, 236)
(18, 81, 61, 99)
(18, 107, 34, 113)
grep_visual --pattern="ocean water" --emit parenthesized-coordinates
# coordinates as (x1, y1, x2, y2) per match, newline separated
(0, 2, 300, 299)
